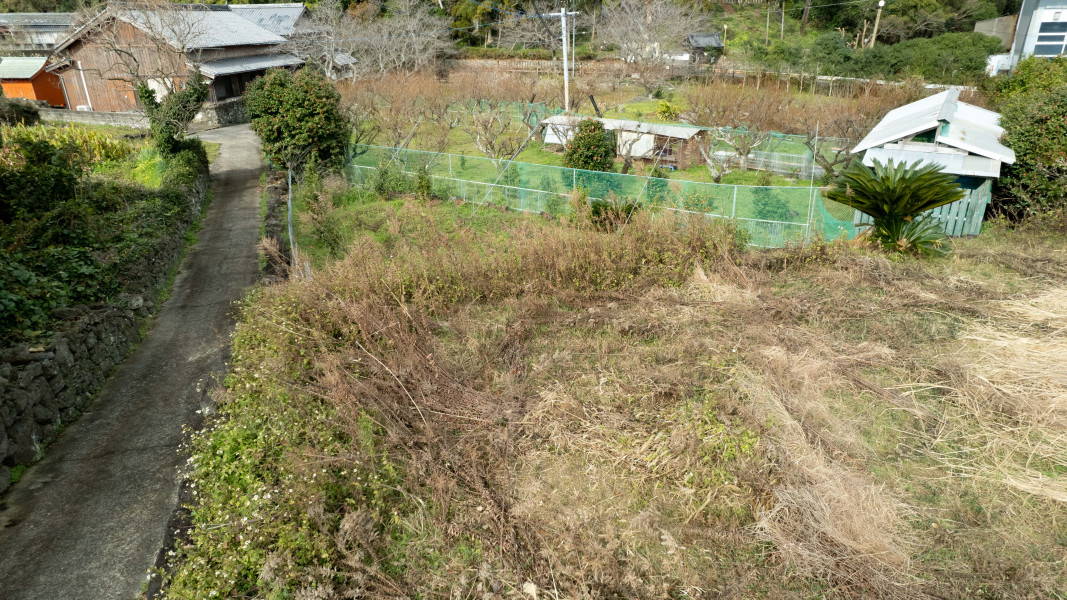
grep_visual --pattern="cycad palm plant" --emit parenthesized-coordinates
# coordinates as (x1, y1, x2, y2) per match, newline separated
(827, 159, 964, 256)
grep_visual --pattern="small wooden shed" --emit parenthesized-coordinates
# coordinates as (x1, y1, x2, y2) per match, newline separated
(851, 89, 1015, 236)
(0, 56, 66, 107)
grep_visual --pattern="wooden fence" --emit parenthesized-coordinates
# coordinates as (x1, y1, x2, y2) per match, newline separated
(854, 179, 992, 237)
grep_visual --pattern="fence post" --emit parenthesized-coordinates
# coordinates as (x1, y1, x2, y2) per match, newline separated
(572, 168, 576, 191)
(732, 186, 738, 218)
(449, 153, 453, 177)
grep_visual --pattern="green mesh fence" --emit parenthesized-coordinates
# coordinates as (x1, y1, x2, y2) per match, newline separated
(346, 144, 857, 248)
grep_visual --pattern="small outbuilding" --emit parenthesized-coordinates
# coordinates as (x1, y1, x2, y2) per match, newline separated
(540, 115, 705, 170)
(851, 88, 1015, 236)
(683, 33, 724, 64)
(0, 56, 66, 107)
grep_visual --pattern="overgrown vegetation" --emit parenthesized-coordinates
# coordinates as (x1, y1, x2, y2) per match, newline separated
(164, 186, 1067, 598)
(136, 73, 209, 155)
(0, 124, 207, 341)
(990, 56, 1067, 219)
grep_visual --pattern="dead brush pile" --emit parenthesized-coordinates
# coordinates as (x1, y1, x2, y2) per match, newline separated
(165, 204, 1067, 599)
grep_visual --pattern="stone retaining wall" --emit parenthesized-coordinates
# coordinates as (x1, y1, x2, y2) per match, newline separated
(40, 108, 150, 129)
(193, 98, 248, 129)
(0, 171, 209, 492)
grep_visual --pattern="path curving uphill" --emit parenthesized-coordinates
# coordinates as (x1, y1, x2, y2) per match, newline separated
(0, 125, 263, 600)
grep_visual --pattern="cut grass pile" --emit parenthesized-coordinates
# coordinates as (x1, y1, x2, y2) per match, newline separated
(161, 197, 1067, 599)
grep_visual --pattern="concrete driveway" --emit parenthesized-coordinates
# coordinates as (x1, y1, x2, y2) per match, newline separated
(0, 125, 263, 600)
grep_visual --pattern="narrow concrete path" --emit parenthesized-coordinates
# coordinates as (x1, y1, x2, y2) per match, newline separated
(0, 125, 263, 600)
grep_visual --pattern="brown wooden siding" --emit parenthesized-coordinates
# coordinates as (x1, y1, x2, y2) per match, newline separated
(57, 19, 283, 112)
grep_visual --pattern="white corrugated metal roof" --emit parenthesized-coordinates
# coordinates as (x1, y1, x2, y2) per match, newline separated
(540, 114, 703, 140)
(854, 88, 1015, 167)
(936, 118, 1015, 164)
(197, 53, 304, 78)
(228, 3, 306, 37)
(862, 146, 1002, 179)
(0, 56, 47, 79)
(853, 90, 954, 154)
(119, 6, 285, 49)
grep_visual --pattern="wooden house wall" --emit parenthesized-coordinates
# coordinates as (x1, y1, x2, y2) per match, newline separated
(56, 18, 283, 112)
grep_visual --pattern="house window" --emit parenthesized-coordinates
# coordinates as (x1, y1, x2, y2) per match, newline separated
(1034, 44, 1065, 56)
(1039, 21, 1067, 33)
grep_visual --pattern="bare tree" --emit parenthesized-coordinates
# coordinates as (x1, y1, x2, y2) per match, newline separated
(799, 102, 882, 180)
(349, 0, 450, 77)
(598, 0, 705, 94)
(370, 77, 422, 149)
(686, 85, 789, 171)
(696, 141, 734, 183)
(462, 101, 528, 170)
(299, 0, 357, 80)
(68, 0, 209, 96)
(337, 81, 381, 149)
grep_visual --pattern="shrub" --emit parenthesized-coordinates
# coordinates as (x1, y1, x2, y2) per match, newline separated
(563, 119, 615, 173)
(994, 82, 1067, 218)
(0, 98, 40, 126)
(989, 56, 1067, 105)
(245, 67, 351, 171)
(0, 133, 82, 223)
(136, 74, 208, 155)
(656, 100, 681, 121)
(826, 159, 963, 256)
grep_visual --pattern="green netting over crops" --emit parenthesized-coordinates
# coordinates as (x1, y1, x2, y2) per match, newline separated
(346, 144, 856, 248)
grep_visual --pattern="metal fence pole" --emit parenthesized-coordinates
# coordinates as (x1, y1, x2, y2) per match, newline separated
(731, 186, 738, 218)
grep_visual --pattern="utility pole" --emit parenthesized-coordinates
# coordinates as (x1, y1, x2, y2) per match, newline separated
(766, 2, 770, 45)
(870, 0, 884, 48)
(779, 0, 785, 40)
(545, 9, 580, 112)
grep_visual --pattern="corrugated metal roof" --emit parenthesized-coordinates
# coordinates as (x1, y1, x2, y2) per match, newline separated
(853, 88, 1016, 166)
(686, 33, 723, 48)
(228, 3, 306, 37)
(197, 53, 304, 78)
(862, 146, 1003, 179)
(0, 13, 75, 29)
(853, 90, 954, 154)
(540, 114, 704, 140)
(0, 56, 48, 79)
(119, 6, 286, 49)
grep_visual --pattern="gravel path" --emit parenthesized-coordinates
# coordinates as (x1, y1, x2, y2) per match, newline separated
(0, 125, 263, 600)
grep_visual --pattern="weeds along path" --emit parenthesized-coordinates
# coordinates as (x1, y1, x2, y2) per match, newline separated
(0, 125, 263, 600)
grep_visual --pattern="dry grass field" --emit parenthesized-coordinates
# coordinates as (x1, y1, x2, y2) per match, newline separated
(162, 196, 1067, 599)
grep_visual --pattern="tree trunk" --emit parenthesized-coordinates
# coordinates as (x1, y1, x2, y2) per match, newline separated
(801, 0, 812, 36)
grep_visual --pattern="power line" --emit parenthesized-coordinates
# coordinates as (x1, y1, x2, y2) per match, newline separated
(789, 0, 879, 12)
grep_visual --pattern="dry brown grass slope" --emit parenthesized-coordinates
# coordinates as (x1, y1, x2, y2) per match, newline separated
(165, 199, 1067, 600)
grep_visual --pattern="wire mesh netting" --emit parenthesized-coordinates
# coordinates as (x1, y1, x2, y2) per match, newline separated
(347, 144, 856, 248)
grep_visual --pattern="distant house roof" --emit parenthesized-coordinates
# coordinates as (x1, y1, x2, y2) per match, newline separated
(540, 114, 705, 140)
(0, 56, 48, 79)
(686, 33, 723, 49)
(56, 4, 286, 53)
(0, 12, 76, 30)
(228, 3, 306, 37)
(197, 53, 305, 78)
(853, 89, 1015, 166)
